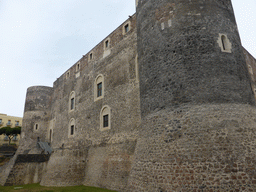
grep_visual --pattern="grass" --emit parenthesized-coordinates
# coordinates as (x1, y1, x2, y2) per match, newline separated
(0, 183, 117, 192)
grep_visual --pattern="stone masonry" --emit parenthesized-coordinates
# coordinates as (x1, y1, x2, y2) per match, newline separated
(1, 0, 256, 191)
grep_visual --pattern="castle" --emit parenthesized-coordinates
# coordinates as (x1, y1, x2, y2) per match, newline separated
(1, 0, 256, 191)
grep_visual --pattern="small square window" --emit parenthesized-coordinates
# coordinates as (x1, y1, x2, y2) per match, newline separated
(70, 125, 74, 135)
(103, 115, 109, 128)
(97, 82, 102, 97)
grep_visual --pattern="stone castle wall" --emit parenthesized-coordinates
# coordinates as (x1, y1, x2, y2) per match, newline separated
(4, 154, 50, 186)
(13, 14, 141, 191)
(2, 1, 256, 191)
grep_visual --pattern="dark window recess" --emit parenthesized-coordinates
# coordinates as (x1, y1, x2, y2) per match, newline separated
(90, 53, 93, 60)
(103, 115, 109, 127)
(125, 24, 129, 33)
(71, 98, 74, 110)
(35, 124, 38, 130)
(97, 82, 102, 97)
(77, 64, 80, 70)
(221, 35, 226, 50)
(105, 40, 109, 48)
(71, 125, 74, 135)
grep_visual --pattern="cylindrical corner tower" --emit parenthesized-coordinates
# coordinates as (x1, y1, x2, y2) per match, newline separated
(128, 0, 256, 191)
(136, 0, 254, 116)
(19, 86, 53, 153)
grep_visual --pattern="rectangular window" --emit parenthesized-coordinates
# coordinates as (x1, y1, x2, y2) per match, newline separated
(35, 124, 38, 130)
(97, 82, 102, 97)
(71, 98, 74, 110)
(103, 115, 109, 127)
(125, 24, 129, 33)
(7, 120, 11, 125)
(90, 53, 93, 60)
(0, 119, 2, 123)
(105, 40, 109, 48)
(15, 121, 19, 126)
(71, 125, 74, 135)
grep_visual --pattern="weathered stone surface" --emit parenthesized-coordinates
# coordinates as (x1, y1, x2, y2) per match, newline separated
(2, 1, 256, 191)
(3, 154, 49, 186)
(127, 104, 256, 191)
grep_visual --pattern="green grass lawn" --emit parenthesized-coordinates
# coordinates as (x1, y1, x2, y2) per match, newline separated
(0, 183, 117, 192)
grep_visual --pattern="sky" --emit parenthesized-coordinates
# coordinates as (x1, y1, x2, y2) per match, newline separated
(0, 0, 256, 118)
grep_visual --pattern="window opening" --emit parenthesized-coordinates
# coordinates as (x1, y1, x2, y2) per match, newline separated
(70, 125, 74, 135)
(90, 53, 93, 60)
(97, 82, 102, 97)
(125, 24, 129, 33)
(100, 105, 111, 131)
(71, 98, 74, 110)
(103, 115, 109, 127)
(35, 124, 38, 130)
(221, 35, 226, 50)
(69, 91, 75, 111)
(105, 40, 109, 48)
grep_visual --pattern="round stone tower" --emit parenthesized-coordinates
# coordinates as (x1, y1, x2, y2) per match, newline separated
(128, 0, 256, 191)
(18, 86, 53, 153)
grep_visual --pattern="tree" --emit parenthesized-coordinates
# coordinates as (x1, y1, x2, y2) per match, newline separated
(0, 126, 21, 145)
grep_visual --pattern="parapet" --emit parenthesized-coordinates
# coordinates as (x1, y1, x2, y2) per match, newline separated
(24, 86, 53, 112)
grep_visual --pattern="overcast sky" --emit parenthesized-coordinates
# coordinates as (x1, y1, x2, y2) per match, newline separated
(1, 0, 256, 117)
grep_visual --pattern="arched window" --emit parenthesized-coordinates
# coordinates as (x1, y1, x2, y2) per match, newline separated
(69, 91, 75, 111)
(68, 118, 75, 137)
(221, 35, 227, 50)
(100, 105, 111, 131)
(217, 33, 232, 53)
(94, 74, 104, 101)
